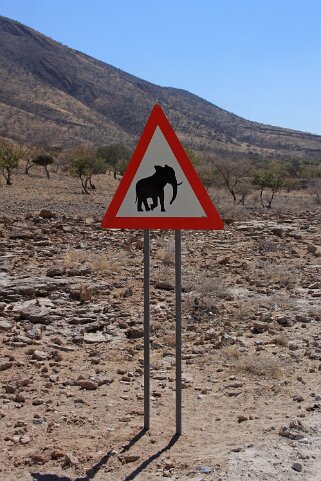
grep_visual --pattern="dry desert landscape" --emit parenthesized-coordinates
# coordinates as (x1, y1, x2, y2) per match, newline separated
(0, 169, 321, 481)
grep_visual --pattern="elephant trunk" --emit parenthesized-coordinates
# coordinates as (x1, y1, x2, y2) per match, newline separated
(169, 181, 183, 205)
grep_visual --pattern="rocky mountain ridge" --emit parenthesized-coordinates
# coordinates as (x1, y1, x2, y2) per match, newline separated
(1, 15, 321, 160)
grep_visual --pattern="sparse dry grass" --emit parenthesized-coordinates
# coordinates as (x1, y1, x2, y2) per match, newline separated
(156, 242, 175, 267)
(63, 250, 122, 273)
(235, 354, 283, 378)
(155, 265, 174, 284)
(256, 262, 298, 290)
(198, 275, 229, 302)
(273, 334, 288, 347)
(63, 250, 88, 267)
(234, 302, 257, 323)
(222, 345, 241, 360)
(163, 333, 176, 348)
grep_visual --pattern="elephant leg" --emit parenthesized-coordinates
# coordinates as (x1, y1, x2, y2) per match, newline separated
(159, 191, 165, 212)
(150, 196, 158, 210)
(143, 198, 150, 211)
(137, 196, 143, 211)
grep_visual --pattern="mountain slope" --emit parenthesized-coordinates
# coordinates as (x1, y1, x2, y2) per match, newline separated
(1, 15, 321, 159)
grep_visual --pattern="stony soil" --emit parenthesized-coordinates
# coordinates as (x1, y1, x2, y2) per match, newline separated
(0, 170, 320, 481)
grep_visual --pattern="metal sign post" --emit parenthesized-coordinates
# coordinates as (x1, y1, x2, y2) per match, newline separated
(144, 229, 150, 431)
(175, 230, 182, 435)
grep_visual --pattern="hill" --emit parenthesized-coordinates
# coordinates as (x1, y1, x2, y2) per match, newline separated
(1, 15, 321, 160)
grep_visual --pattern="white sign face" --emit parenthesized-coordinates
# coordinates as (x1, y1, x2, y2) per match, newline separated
(116, 127, 206, 218)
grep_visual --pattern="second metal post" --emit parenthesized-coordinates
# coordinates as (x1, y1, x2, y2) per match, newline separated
(144, 229, 150, 430)
(175, 229, 182, 435)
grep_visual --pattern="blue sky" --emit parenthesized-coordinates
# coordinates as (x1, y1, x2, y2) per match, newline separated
(1, 0, 321, 134)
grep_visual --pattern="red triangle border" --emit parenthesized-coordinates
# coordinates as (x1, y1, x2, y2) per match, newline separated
(101, 104, 224, 230)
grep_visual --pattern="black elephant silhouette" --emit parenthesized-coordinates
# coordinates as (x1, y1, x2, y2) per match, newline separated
(135, 165, 182, 212)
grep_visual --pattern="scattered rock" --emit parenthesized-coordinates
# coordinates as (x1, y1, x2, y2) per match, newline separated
(122, 287, 133, 298)
(155, 281, 174, 291)
(39, 209, 56, 219)
(307, 244, 317, 254)
(33, 350, 48, 361)
(64, 453, 79, 465)
(0, 360, 13, 371)
(251, 322, 269, 334)
(70, 285, 92, 302)
(20, 434, 30, 445)
(292, 462, 303, 472)
(4, 384, 16, 394)
(19, 305, 50, 324)
(30, 453, 47, 465)
(0, 319, 12, 331)
(237, 415, 248, 423)
(122, 454, 140, 463)
(46, 266, 65, 277)
(293, 395, 304, 403)
(67, 265, 92, 277)
(51, 450, 65, 460)
(196, 465, 212, 474)
(83, 332, 107, 343)
(51, 350, 63, 362)
(15, 394, 26, 403)
(126, 327, 144, 339)
(77, 380, 98, 390)
(275, 315, 293, 327)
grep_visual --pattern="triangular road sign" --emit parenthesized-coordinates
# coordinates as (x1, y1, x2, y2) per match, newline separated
(101, 104, 224, 230)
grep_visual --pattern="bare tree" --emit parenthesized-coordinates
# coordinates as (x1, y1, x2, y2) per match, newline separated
(214, 158, 251, 204)
(309, 178, 321, 205)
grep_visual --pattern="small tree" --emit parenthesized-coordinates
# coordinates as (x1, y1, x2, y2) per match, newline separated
(252, 170, 283, 208)
(67, 147, 106, 194)
(33, 154, 54, 179)
(0, 140, 23, 185)
(25, 153, 35, 175)
(86, 156, 107, 190)
(97, 144, 130, 179)
(24, 145, 41, 174)
(309, 178, 321, 205)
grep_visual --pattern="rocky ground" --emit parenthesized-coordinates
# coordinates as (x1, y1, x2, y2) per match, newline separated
(0, 170, 321, 481)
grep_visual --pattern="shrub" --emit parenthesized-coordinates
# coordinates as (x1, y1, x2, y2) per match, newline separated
(0, 140, 23, 185)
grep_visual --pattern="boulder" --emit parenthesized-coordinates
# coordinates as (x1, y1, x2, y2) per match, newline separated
(19, 305, 50, 324)
(77, 380, 98, 390)
(0, 319, 12, 331)
(126, 327, 144, 339)
(39, 209, 56, 219)
(83, 332, 107, 344)
(70, 285, 92, 302)
(155, 281, 174, 291)
(0, 360, 13, 371)
(46, 266, 65, 277)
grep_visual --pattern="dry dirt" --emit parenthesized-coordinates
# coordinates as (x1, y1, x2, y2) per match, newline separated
(0, 169, 321, 481)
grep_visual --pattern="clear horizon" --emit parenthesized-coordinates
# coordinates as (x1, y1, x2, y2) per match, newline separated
(1, 0, 321, 135)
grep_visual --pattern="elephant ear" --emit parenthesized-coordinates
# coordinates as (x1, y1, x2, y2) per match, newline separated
(154, 165, 163, 173)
